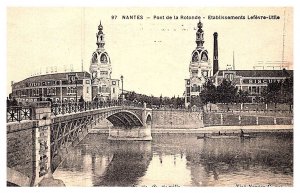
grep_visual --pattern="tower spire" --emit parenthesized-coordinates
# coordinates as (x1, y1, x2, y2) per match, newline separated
(196, 18, 205, 48)
(96, 20, 105, 49)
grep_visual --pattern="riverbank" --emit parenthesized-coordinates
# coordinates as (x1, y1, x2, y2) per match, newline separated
(89, 125, 292, 134)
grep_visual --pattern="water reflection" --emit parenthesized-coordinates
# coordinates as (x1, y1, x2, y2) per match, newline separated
(93, 141, 152, 186)
(53, 132, 293, 187)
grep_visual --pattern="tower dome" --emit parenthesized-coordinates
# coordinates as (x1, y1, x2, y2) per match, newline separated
(90, 21, 112, 82)
(191, 18, 208, 64)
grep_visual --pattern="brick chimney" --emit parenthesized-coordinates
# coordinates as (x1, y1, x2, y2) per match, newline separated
(213, 32, 219, 75)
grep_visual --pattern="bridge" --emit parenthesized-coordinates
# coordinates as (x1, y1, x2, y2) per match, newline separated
(6, 101, 152, 186)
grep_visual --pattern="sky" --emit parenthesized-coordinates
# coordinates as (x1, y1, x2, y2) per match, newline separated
(7, 7, 293, 97)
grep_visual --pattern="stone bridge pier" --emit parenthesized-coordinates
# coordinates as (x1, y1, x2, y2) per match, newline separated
(108, 103, 153, 141)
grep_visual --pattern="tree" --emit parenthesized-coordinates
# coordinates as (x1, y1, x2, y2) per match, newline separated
(11, 97, 18, 106)
(236, 90, 250, 104)
(159, 94, 163, 107)
(261, 80, 282, 107)
(261, 75, 293, 110)
(282, 76, 293, 104)
(126, 91, 137, 101)
(216, 79, 238, 103)
(79, 96, 84, 103)
(200, 79, 217, 104)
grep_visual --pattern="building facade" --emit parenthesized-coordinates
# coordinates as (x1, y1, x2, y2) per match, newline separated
(184, 19, 212, 107)
(11, 21, 120, 104)
(11, 72, 92, 103)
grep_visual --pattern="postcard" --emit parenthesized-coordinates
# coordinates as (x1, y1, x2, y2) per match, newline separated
(6, 7, 293, 187)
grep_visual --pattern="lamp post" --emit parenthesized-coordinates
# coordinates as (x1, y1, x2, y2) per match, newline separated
(120, 75, 124, 101)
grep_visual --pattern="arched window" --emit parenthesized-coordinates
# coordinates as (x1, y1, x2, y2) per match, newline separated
(192, 52, 199, 62)
(92, 53, 98, 63)
(201, 52, 208, 61)
(100, 54, 107, 63)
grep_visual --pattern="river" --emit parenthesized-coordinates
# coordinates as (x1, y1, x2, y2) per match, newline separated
(53, 131, 293, 187)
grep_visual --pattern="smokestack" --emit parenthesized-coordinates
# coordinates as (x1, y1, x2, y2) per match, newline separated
(213, 32, 219, 75)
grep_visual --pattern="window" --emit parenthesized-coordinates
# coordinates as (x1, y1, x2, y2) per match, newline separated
(225, 73, 234, 81)
(191, 84, 200, 92)
(186, 87, 190, 96)
(86, 80, 90, 84)
(87, 87, 89, 94)
(47, 88, 56, 96)
(201, 53, 208, 61)
(113, 88, 115, 93)
(68, 75, 76, 84)
(92, 53, 98, 63)
(100, 71, 108, 75)
(67, 87, 76, 95)
(100, 54, 108, 63)
(192, 53, 199, 62)
(112, 81, 116, 85)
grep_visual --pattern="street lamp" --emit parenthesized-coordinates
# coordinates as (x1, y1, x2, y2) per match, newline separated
(120, 75, 124, 100)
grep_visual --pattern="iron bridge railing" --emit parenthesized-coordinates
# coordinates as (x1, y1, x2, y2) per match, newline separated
(51, 100, 145, 116)
(6, 106, 32, 123)
(6, 100, 145, 122)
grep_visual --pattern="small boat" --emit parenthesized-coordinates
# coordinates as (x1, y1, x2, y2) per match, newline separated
(240, 134, 256, 139)
(197, 133, 256, 139)
(210, 135, 238, 139)
(197, 135, 210, 139)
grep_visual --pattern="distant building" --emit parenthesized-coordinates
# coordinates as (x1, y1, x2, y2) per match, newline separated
(212, 69, 293, 102)
(11, 21, 121, 104)
(11, 72, 92, 103)
(184, 20, 293, 107)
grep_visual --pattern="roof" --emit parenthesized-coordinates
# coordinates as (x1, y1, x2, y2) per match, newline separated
(217, 69, 293, 78)
(13, 71, 91, 85)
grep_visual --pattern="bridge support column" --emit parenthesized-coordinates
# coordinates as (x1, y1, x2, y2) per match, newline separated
(28, 103, 52, 186)
(30, 102, 65, 186)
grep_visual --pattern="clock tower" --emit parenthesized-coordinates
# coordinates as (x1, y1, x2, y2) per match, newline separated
(90, 21, 112, 101)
